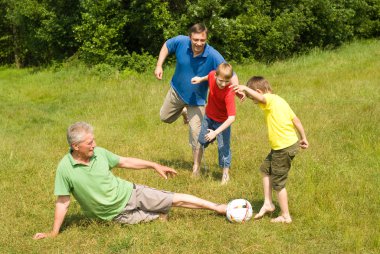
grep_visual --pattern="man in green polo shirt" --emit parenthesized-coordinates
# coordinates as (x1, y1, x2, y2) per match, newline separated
(33, 122, 227, 240)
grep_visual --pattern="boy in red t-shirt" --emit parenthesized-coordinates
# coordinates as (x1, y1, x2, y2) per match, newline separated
(191, 63, 237, 184)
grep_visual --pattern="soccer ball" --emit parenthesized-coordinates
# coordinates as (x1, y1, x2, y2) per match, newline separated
(226, 199, 253, 223)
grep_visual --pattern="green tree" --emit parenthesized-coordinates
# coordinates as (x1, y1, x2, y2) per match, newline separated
(0, 0, 80, 67)
(74, 0, 128, 66)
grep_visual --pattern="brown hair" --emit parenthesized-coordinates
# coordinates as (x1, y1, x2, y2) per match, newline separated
(216, 63, 233, 79)
(189, 23, 208, 36)
(246, 76, 273, 93)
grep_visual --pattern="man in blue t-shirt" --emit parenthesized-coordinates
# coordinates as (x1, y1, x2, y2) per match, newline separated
(154, 23, 239, 177)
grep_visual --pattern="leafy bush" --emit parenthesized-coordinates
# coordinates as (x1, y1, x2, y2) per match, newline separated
(0, 0, 379, 67)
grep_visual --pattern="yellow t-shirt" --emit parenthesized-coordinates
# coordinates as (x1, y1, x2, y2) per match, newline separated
(259, 94, 299, 150)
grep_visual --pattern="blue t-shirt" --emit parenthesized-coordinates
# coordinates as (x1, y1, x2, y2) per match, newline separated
(166, 35, 225, 106)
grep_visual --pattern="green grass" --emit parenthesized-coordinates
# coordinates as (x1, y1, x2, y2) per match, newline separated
(0, 39, 379, 253)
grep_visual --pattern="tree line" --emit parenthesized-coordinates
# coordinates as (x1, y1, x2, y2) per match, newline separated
(0, 0, 379, 70)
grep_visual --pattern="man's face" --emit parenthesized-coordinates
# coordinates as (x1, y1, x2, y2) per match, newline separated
(215, 74, 231, 89)
(75, 132, 96, 158)
(190, 32, 207, 56)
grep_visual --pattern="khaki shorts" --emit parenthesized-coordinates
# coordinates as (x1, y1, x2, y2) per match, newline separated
(160, 87, 205, 149)
(260, 142, 299, 191)
(113, 185, 174, 224)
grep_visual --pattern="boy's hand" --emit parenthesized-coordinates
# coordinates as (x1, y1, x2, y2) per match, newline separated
(191, 76, 203, 84)
(299, 138, 309, 149)
(236, 90, 246, 101)
(205, 129, 217, 142)
(230, 84, 244, 93)
(230, 85, 246, 101)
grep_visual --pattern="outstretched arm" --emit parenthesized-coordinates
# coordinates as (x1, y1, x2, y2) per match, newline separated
(118, 157, 177, 179)
(233, 85, 266, 104)
(230, 74, 245, 101)
(292, 116, 309, 149)
(191, 75, 208, 84)
(33, 195, 70, 240)
(154, 43, 169, 80)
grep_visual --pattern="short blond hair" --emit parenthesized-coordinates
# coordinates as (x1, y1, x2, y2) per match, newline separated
(246, 76, 273, 93)
(216, 63, 233, 79)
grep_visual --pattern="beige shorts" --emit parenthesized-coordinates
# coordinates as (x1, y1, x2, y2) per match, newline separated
(113, 185, 174, 224)
(160, 87, 205, 149)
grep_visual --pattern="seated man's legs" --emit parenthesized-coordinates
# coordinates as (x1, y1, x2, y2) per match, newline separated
(114, 185, 173, 224)
(114, 185, 227, 225)
(172, 193, 226, 214)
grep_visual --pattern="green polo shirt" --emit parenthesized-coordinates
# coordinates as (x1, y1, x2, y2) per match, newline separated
(54, 147, 133, 220)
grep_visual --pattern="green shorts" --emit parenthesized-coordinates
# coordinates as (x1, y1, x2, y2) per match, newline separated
(260, 142, 299, 191)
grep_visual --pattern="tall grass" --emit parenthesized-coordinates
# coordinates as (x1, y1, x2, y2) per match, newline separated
(0, 40, 379, 253)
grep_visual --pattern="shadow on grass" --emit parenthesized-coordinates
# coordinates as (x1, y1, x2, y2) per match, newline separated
(249, 199, 280, 218)
(157, 158, 193, 172)
(158, 158, 228, 182)
(61, 213, 114, 232)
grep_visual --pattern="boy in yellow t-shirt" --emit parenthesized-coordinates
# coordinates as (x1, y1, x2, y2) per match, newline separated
(234, 76, 309, 223)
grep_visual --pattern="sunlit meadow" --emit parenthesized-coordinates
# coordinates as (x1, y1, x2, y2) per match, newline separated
(0, 40, 379, 253)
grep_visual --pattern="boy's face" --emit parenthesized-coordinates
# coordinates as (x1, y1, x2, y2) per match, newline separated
(215, 74, 231, 89)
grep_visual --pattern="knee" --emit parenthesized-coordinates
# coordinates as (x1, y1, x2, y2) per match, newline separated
(160, 113, 175, 123)
(160, 117, 173, 123)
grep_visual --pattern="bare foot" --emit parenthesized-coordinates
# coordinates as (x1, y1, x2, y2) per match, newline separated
(221, 172, 230, 185)
(159, 213, 169, 222)
(215, 204, 227, 215)
(254, 205, 275, 220)
(181, 107, 189, 124)
(270, 215, 292, 224)
(191, 169, 200, 178)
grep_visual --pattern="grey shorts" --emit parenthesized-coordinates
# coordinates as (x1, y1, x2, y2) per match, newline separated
(160, 86, 205, 149)
(113, 184, 174, 224)
(260, 142, 299, 191)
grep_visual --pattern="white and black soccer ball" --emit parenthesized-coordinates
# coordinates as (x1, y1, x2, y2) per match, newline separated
(226, 199, 253, 223)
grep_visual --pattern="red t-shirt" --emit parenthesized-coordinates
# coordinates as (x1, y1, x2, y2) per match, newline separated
(205, 71, 236, 122)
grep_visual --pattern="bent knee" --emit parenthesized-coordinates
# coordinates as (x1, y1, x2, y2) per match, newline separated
(160, 113, 176, 123)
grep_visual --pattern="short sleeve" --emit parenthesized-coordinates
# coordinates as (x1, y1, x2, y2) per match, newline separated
(96, 147, 120, 169)
(166, 35, 186, 54)
(288, 106, 296, 120)
(54, 164, 71, 196)
(225, 89, 236, 116)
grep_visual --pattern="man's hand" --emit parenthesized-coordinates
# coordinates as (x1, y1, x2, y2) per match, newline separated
(33, 231, 58, 240)
(154, 164, 178, 179)
(154, 66, 163, 80)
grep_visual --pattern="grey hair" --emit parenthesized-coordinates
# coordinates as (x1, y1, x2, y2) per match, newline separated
(67, 122, 94, 148)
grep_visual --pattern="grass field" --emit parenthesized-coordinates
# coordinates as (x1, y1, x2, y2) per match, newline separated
(0, 39, 379, 253)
